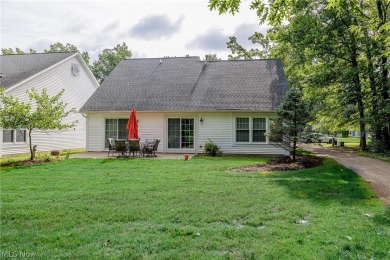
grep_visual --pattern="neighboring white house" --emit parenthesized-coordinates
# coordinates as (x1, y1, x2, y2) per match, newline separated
(81, 57, 289, 155)
(0, 52, 99, 156)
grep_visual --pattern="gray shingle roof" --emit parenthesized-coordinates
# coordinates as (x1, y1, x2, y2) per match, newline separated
(0, 52, 76, 89)
(81, 57, 289, 112)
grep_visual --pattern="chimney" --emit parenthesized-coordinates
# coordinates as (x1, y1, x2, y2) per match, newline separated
(205, 55, 209, 65)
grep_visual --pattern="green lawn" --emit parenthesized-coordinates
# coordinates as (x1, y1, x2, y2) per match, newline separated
(320, 138, 390, 163)
(338, 137, 363, 143)
(0, 149, 85, 167)
(1, 156, 389, 259)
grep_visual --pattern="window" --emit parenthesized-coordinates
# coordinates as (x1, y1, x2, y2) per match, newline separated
(235, 117, 267, 143)
(3, 130, 14, 143)
(168, 118, 194, 149)
(253, 118, 266, 142)
(2, 129, 27, 143)
(236, 118, 250, 142)
(105, 119, 128, 148)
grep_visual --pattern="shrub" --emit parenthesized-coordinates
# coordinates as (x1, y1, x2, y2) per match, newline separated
(64, 150, 71, 159)
(36, 153, 54, 162)
(204, 139, 221, 156)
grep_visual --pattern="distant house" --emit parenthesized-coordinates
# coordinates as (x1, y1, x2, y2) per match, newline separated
(0, 52, 99, 156)
(81, 57, 289, 155)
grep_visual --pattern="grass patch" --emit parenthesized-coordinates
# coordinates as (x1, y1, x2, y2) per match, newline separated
(1, 156, 389, 259)
(0, 149, 85, 167)
(338, 137, 371, 144)
(319, 143, 390, 163)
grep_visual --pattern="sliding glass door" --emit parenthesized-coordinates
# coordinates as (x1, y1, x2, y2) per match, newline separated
(168, 118, 194, 149)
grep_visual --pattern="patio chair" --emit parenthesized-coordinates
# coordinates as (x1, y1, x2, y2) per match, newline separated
(114, 139, 128, 157)
(128, 139, 141, 157)
(142, 139, 160, 157)
(107, 138, 116, 157)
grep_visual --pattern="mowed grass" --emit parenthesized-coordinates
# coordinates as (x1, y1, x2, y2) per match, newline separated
(338, 137, 364, 144)
(321, 137, 390, 162)
(0, 149, 85, 167)
(1, 156, 389, 259)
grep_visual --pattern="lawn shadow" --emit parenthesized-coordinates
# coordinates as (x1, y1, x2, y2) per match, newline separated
(268, 158, 379, 205)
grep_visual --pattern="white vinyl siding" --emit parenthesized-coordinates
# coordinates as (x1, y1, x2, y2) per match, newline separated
(86, 112, 164, 152)
(1, 55, 98, 156)
(86, 111, 287, 155)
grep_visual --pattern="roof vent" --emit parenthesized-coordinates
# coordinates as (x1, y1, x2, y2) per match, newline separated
(71, 64, 80, 76)
(159, 59, 162, 64)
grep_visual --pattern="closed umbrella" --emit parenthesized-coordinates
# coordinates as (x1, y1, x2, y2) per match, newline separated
(126, 108, 138, 139)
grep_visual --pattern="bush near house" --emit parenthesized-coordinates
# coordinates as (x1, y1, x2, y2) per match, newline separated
(203, 139, 221, 156)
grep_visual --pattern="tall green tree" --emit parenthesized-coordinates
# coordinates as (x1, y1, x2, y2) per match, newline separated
(0, 88, 78, 160)
(210, 0, 390, 151)
(227, 32, 272, 60)
(269, 88, 312, 161)
(91, 43, 132, 84)
(45, 42, 90, 65)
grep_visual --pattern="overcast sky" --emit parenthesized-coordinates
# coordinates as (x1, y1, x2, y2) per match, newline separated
(1, 0, 268, 62)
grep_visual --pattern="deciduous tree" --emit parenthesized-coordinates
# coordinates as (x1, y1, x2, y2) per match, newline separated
(210, 0, 390, 151)
(45, 42, 90, 65)
(1, 48, 27, 54)
(0, 88, 78, 160)
(91, 43, 132, 84)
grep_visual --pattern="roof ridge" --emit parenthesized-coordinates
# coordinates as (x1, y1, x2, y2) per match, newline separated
(124, 56, 200, 61)
(203, 58, 282, 62)
(0, 51, 78, 56)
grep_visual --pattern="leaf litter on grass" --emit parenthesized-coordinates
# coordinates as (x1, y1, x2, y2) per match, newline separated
(231, 155, 324, 172)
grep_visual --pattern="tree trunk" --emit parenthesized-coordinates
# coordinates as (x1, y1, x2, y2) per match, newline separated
(356, 85, 367, 150)
(377, 0, 390, 150)
(365, 32, 382, 142)
(292, 132, 297, 162)
(29, 129, 34, 160)
(351, 46, 367, 150)
(380, 55, 390, 150)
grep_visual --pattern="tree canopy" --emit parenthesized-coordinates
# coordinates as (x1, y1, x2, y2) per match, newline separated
(44, 42, 90, 65)
(210, 0, 390, 152)
(91, 43, 132, 84)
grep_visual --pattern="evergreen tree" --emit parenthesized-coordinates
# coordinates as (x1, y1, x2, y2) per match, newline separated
(269, 88, 312, 161)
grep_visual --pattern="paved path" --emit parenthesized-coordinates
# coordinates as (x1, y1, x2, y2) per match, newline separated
(303, 145, 390, 206)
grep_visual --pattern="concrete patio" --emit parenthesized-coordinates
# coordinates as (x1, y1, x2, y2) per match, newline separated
(70, 152, 197, 159)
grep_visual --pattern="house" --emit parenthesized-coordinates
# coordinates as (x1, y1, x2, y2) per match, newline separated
(0, 52, 99, 156)
(81, 57, 289, 155)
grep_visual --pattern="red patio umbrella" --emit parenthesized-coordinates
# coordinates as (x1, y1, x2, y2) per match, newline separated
(126, 108, 138, 139)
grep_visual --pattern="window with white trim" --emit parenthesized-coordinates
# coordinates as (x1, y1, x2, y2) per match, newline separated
(2, 129, 27, 143)
(104, 119, 128, 148)
(235, 117, 267, 143)
(167, 118, 194, 149)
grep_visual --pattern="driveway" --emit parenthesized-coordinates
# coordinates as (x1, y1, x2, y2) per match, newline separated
(303, 145, 390, 206)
